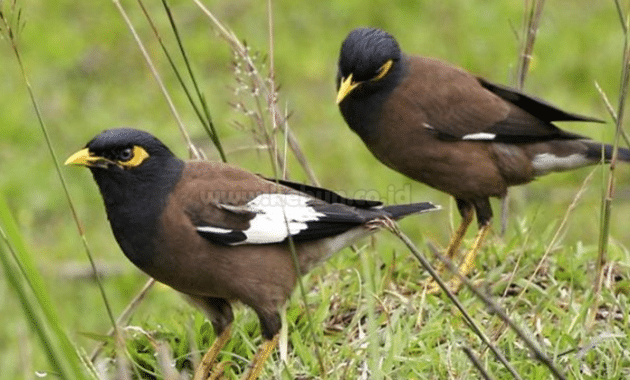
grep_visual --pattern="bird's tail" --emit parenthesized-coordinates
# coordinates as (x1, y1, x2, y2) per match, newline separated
(585, 141, 630, 162)
(382, 202, 440, 220)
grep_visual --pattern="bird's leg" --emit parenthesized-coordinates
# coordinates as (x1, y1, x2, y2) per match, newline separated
(424, 200, 474, 291)
(427, 199, 491, 294)
(187, 296, 234, 380)
(442, 221, 491, 293)
(442, 200, 475, 266)
(193, 325, 232, 380)
(240, 334, 280, 380)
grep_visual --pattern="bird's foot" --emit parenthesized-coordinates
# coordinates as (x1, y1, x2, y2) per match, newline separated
(240, 334, 279, 380)
(421, 258, 451, 294)
(424, 276, 464, 295)
(424, 223, 489, 295)
(206, 361, 232, 380)
(193, 327, 232, 380)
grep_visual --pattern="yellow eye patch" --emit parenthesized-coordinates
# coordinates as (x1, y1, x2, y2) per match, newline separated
(119, 145, 150, 168)
(373, 59, 393, 81)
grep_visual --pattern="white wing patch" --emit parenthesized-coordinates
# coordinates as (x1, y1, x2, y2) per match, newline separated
(197, 193, 325, 245)
(461, 132, 496, 141)
(531, 153, 590, 175)
(196, 226, 233, 234)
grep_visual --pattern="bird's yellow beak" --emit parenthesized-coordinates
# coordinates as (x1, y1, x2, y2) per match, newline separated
(336, 74, 360, 105)
(65, 148, 108, 168)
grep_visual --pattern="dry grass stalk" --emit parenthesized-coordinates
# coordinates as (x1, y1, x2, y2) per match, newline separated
(192, 0, 320, 185)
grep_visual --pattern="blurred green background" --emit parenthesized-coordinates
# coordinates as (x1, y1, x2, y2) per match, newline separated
(1, 0, 629, 378)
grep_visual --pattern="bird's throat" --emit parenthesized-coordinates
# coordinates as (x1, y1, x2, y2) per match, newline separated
(91, 158, 184, 269)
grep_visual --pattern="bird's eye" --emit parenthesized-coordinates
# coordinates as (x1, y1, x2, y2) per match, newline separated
(372, 59, 394, 82)
(118, 147, 133, 162)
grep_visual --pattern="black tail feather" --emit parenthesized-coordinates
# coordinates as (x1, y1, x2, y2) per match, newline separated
(585, 142, 630, 162)
(383, 202, 440, 219)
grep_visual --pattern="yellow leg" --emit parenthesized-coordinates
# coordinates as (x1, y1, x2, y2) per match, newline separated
(193, 325, 232, 380)
(240, 334, 280, 380)
(435, 222, 492, 294)
(424, 211, 474, 291)
(207, 361, 232, 380)
(437, 209, 475, 270)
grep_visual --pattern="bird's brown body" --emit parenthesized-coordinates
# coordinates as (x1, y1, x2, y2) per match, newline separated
(336, 27, 629, 292)
(152, 161, 360, 335)
(65, 128, 437, 378)
(345, 55, 604, 201)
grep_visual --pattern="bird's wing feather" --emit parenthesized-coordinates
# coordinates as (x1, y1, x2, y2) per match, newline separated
(476, 78, 603, 123)
(178, 163, 376, 246)
(405, 57, 593, 143)
(194, 193, 373, 246)
(259, 177, 383, 208)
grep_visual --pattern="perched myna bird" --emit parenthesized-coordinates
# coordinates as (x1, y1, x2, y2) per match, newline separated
(336, 27, 630, 293)
(65, 128, 438, 379)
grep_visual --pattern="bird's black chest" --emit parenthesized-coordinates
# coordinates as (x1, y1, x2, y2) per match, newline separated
(92, 163, 183, 271)
(106, 203, 161, 269)
(339, 73, 403, 145)
(339, 94, 387, 145)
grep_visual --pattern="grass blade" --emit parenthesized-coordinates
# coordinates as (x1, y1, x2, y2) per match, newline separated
(112, 0, 201, 159)
(594, 0, 630, 295)
(0, 196, 86, 380)
(136, 0, 227, 162)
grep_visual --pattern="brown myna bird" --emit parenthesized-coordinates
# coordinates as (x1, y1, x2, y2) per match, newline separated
(336, 27, 630, 293)
(65, 128, 438, 379)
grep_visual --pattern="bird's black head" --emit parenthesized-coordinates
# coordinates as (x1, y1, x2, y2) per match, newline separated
(65, 128, 184, 205)
(66, 128, 184, 268)
(336, 27, 402, 104)
(66, 128, 176, 173)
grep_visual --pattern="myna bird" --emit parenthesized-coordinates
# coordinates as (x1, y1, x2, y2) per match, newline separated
(65, 128, 438, 379)
(336, 27, 630, 293)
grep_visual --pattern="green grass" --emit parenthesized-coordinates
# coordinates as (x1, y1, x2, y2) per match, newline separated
(1, 0, 630, 379)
